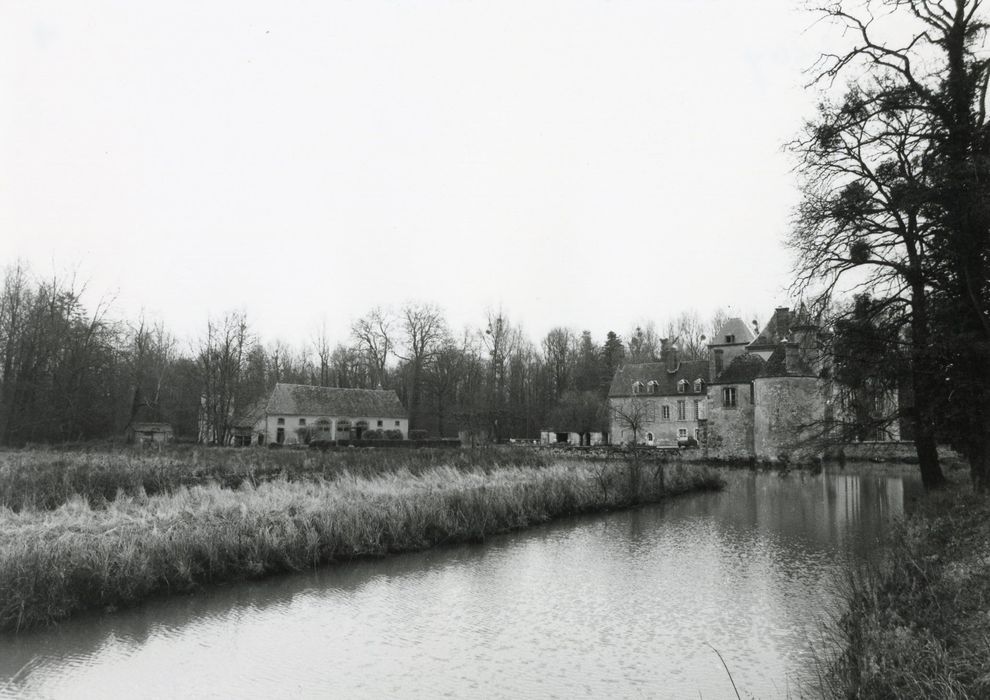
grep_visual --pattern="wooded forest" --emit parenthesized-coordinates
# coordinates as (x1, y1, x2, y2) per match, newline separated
(0, 261, 729, 446)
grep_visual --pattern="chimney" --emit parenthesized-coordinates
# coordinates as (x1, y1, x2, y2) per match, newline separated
(661, 338, 680, 373)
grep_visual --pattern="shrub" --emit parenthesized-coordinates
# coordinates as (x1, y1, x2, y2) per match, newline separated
(384, 429, 403, 440)
(409, 429, 428, 441)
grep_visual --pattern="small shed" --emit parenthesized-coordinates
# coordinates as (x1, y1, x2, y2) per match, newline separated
(127, 422, 174, 446)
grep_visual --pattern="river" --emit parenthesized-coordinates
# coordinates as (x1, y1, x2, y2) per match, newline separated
(0, 467, 922, 699)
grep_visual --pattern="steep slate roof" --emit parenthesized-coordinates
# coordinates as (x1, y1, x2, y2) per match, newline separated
(748, 307, 793, 351)
(231, 398, 267, 429)
(709, 353, 766, 385)
(711, 317, 756, 345)
(608, 360, 710, 397)
(265, 383, 407, 418)
(130, 422, 173, 432)
(757, 345, 817, 378)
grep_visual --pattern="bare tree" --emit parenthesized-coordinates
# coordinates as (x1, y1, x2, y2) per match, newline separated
(394, 302, 448, 430)
(427, 330, 473, 436)
(330, 342, 367, 388)
(790, 93, 944, 485)
(627, 322, 661, 362)
(610, 396, 651, 445)
(674, 310, 709, 361)
(542, 327, 575, 400)
(481, 309, 520, 441)
(124, 315, 175, 430)
(312, 321, 332, 388)
(199, 312, 251, 445)
(352, 307, 395, 388)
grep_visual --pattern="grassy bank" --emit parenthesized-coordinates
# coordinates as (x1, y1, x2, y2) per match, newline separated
(822, 477, 990, 698)
(0, 456, 722, 633)
(0, 446, 551, 512)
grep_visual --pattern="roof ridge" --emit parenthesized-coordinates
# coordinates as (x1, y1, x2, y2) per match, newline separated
(274, 383, 391, 393)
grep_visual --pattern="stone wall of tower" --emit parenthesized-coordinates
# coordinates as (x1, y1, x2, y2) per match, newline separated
(705, 383, 755, 460)
(752, 376, 824, 463)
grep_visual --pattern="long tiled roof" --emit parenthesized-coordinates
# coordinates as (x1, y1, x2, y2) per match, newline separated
(710, 353, 765, 385)
(265, 383, 407, 418)
(608, 359, 710, 397)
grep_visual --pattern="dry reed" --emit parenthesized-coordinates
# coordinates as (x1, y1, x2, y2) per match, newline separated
(0, 456, 722, 633)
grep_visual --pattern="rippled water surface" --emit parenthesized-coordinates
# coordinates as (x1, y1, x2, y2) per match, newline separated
(0, 467, 921, 699)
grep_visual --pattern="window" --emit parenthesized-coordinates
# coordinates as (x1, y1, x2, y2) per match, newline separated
(661, 405, 671, 421)
(632, 381, 644, 395)
(647, 380, 659, 394)
(277, 417, 285, 425)
(377, 420, 383, 427)
(677, 380, 687, 394)
(299, 418, 306, 426)
(677, 400, 686, 420)
(694, 400, 701, 420)
(678, 428, 688, 439)
(725, 334, 736, 344)
(694, 379, 705, 393)
(395, 421, 400, 427)
(722, 387, 737, 408)
(646, 432, 654, 443)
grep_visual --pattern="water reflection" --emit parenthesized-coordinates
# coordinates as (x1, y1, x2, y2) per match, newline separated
(0, 467, 922, 699)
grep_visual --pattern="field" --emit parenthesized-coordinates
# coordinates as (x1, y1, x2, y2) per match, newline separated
(0, 446, 723, 633)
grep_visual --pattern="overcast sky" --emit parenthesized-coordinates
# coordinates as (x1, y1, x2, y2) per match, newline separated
(1, 1, 838, 349)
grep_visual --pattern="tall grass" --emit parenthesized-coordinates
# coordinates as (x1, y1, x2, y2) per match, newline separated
(0, 458, 722, 633)
(0, 446, 551, 511)
(817, 481, 990, 699)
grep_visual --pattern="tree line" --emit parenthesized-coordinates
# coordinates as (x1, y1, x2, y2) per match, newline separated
(0, 262, 727, 447)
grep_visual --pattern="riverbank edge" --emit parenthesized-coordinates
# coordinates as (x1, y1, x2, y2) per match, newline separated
(822, 471, 990, 698)
(0, 460, 723, 634)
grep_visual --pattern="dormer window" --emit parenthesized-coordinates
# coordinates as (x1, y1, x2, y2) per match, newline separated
(725, 334, 735, 344)
(677, 379, 688, 394)
(632, 381, 644, 395)
(647, 380, 659, 394)
(694, 379, 705, 393)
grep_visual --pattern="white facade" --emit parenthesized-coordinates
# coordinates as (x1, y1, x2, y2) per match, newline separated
(262, 413, 409, 445)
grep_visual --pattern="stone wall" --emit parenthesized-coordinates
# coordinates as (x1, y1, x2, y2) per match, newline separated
(752, 377, 823, 462)
(704, 383, 755, 460)
(828, 441, 961, 463)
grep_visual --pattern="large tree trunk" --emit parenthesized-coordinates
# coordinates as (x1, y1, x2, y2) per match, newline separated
(910, 285, 946, 489)
(914, 421, 944, 490)
(408, 361, 421, 431)
(969, 362, 990, 493)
